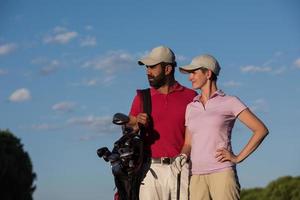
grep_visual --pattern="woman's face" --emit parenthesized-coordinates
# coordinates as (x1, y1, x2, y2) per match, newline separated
(188, 69, 208, 90)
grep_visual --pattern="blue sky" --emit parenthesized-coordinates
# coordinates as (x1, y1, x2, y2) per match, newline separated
(1, 0, 300, 200)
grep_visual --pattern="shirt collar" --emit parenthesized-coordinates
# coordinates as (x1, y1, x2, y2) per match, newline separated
(150, 81, 184, 95)
(211, 90, 225, 98)
(193, 89, 225, 102)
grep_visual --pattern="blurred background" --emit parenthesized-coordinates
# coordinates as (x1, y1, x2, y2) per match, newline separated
(1, 0, 299, 199)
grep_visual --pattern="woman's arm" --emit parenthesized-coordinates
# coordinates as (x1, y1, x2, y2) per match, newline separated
(216, 108, 269, 163)
(181, 127, 192, 157)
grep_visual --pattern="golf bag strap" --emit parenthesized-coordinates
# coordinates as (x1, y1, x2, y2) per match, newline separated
(138, 88, 152, 114)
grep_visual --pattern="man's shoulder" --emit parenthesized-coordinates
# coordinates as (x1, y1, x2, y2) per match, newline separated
(176, 86, 197, 103)
(180, 85, 197, 96)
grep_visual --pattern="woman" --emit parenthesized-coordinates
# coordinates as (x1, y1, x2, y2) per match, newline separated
(179, 54, 269, 200)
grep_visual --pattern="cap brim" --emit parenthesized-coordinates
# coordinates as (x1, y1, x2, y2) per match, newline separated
(179, 64, 201, 74)
(138, 57, 160, 66)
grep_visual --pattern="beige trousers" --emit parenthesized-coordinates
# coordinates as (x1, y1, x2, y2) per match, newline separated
(190, 169, 240, 200)
(139, 162, 189, 200)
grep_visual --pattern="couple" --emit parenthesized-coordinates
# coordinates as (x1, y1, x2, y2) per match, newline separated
(127, 46, 269, 200)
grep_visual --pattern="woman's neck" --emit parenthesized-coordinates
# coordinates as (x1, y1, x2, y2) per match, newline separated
(200, 81, 218, 104)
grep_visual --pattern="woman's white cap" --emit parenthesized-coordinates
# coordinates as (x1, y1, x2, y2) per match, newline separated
(179, 54, 221, 75)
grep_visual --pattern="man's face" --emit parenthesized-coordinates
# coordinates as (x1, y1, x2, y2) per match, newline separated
(146, 63, 167, 89)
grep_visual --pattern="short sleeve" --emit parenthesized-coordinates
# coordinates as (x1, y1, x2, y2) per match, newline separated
(129, 93, 142, 117)
(231, 96, 247, 117)
(185, 103, 192, 126)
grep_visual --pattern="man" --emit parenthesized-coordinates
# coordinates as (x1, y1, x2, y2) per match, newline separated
(128, 46, 197, 200)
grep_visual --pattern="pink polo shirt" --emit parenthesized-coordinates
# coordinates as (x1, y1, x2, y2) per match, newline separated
(185, 90, 247, 175)
(130, 82, 196, 158)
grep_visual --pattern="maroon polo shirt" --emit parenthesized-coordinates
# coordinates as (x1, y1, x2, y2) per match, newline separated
(129, 82, 196, 158)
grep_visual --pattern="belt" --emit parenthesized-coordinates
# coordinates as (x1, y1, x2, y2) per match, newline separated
(151, 157, 175, 165)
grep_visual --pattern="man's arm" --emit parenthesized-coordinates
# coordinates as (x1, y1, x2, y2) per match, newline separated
(127, 113, 149, 132)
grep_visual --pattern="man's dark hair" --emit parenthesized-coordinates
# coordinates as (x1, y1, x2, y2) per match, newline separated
(161, 62, 177, 76)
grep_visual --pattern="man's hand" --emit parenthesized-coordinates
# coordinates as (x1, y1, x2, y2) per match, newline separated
(171, 153, 188, 174)
(136, 113, 150, 128)
(128, 113, 150, 133)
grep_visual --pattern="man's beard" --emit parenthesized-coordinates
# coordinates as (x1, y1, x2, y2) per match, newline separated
(148, 71, 167, 89)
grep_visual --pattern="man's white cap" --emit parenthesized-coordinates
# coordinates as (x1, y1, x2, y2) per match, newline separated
(138, 46, 176, 66)
(179, 54, 221, 76)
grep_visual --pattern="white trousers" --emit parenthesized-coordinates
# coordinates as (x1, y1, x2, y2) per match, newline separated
(139, 162, 189, 200)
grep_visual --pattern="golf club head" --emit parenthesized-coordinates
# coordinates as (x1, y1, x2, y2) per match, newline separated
(112, 113, 129, 125)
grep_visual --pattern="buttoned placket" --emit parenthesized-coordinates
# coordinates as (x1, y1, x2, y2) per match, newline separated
(198, 96, 210, 111)
(164, 94, 168, 106)
(196, 90, 224, 111)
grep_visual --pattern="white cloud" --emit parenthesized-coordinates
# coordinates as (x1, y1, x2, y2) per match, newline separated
(81, 50, 188, 75)
(53, 26, 68, 33)
(71, 75, 116, 87)
(223, 80, 242, 88)
(67, 115, 109, 126)
(9, 88, 31, 102)
(32, 58, 61, 75)
(263, 51, 284, 66)
(67, 115, 117, 134)
(240, 53, 291, 75)
(31, 123, 60, 131)
(82, 51, 136, 74)
(241, 65, 272, 73)
(0, 69, 8, 75)
(44, 27, 78, 44)
(79, 135, 98, 141)
(52, 101, 76, 113)
(84, 25, 94, 31)
(250, 99, 269, 113)
(80, 36, 97, 47)
(176, 54, 188, 62)
(274, 51, 283, 57)
(294, 58, 300, 69)
(102, 75, 116, 86)
(273, 67, 286, 75)
(85, 79, 98, 86)
(40, 60, 60, 75)
(31, 57, 48, 64)
(71, 78, 99, 87)
(0, 43, 17, 55)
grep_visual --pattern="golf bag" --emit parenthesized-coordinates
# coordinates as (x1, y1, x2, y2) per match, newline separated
(97, 89, 151, 200)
